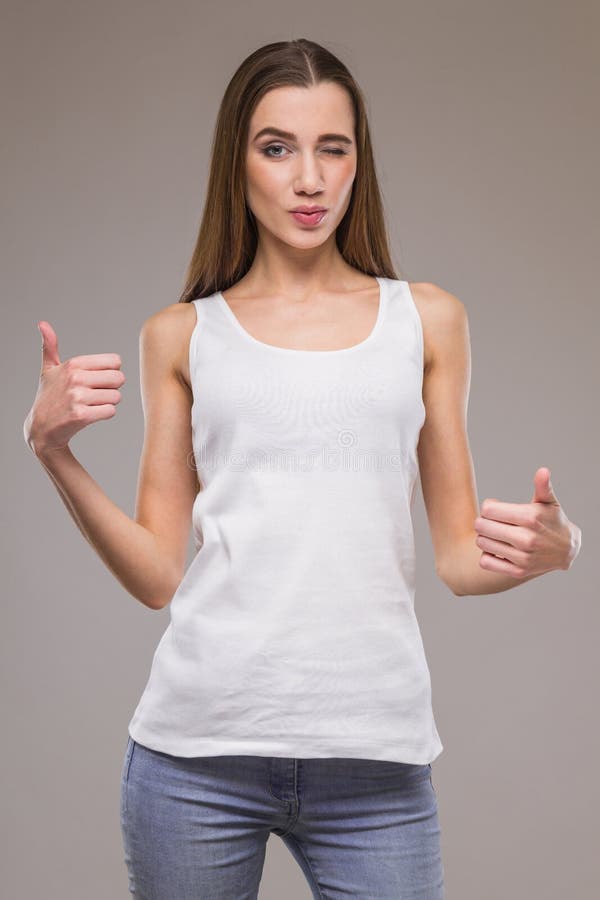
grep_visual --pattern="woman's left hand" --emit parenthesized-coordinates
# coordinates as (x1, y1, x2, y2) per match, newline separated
(474, 467, 582, 578)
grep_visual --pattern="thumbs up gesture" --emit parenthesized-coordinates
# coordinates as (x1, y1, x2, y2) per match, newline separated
(23, 320, 126, 457)
(474, 467, 582, 577)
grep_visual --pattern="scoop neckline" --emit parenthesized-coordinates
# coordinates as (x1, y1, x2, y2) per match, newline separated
(215, 276, 386, 355)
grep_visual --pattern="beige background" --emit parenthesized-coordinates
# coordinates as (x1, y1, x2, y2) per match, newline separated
(3, 1, 598, 897)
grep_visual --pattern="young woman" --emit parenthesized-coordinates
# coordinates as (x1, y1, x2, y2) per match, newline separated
(24, 38, 581, 900)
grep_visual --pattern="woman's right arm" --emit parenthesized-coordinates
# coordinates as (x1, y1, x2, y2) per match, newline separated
(24, 304, 199, 611)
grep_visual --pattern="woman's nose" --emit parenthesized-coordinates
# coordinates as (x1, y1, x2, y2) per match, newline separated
(293, 152, 324, 193)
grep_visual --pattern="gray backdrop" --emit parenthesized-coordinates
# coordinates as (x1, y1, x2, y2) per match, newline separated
(3, 1, 598, 897)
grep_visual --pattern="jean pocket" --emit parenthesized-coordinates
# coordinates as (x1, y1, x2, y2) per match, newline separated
(120, 737, 136, 819)
(428, 763, 438, 798)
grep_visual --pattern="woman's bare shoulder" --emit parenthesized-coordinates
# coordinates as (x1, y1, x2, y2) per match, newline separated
(139, 301, 198, 392)
(407, 281, 468, 372)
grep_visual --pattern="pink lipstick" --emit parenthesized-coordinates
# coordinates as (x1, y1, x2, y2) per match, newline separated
(290, 209, 328, 227)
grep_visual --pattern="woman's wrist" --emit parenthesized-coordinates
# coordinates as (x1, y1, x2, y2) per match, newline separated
(34, 442, 74, 469)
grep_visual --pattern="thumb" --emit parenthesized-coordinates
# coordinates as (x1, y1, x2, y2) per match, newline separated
(532, 466, 559, 505)
(38, 321, 61, 371)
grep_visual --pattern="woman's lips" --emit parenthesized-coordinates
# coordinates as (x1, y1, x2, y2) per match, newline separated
(290, 210, 328, 226)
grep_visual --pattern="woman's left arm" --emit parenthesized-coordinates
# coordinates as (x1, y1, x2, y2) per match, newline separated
(412, 282, 582, 597)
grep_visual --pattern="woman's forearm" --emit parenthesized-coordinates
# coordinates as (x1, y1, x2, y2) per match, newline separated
(439, 532, 541, 597)
(35, 445, 181, 610)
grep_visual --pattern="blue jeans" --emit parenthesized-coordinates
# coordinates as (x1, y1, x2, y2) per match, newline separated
(120, 736, 445, 899)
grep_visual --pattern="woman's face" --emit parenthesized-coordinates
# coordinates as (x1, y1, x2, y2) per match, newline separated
(244, 82, 357, 249)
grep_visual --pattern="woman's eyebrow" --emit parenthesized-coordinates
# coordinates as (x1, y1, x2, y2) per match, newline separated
(252, 127, 353, 144)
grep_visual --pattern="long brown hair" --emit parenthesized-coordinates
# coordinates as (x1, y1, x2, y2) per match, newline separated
(178, 38, 399, 303)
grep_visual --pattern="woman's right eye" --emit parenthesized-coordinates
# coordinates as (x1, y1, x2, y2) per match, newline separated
(262, 144, 287, 158)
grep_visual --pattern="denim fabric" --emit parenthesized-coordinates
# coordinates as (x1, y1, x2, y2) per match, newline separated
(120, 736, 445, 899)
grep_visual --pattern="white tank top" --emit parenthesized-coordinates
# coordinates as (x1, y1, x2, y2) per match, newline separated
(127, 277, 444, 764)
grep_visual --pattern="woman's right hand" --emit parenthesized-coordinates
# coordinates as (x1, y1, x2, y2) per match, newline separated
(23, 320, 126, 457)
